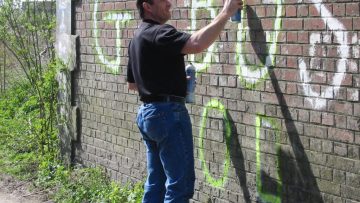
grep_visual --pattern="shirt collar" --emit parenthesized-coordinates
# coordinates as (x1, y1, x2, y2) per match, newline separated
(142, 19, 161, 25)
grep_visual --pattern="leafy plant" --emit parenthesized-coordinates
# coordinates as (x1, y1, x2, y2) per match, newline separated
(0, 1, 144, 202)
(52, 167, 144, 203)
(0, 0, 57, 156)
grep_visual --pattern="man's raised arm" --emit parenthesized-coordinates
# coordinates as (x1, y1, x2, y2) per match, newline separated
(181, 0, 243, 54)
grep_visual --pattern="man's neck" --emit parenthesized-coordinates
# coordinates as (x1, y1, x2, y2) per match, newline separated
(143, 14, 165, 24)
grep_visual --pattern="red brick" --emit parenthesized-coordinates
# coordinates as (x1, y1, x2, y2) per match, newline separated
(298, 32, 309, 43)
(83, 4, 90, 12)
(304, 124, 327, 138)
(104, 3, 114, 10)
(281, 44, 302, 56)
(172, 10, 181, 19)
(347, 116, 360, 131)
(114, 2, 126, 10)
(299, 109, 310, 122)
(286, 83, 297, 94)
(322, 112, 334, 126)
(354, 18, 360, 30)
(261, 19, 275, 30)
(347, 88, 359, 102)
(245, 0, 261, 6)
(180, 10, 188, 18)
(346, 3, 360, 16)
(223, 65, 236, 76)
(310, 110, 321, 124)
(298, 5, 308, 17)
(347, 59, 358, 73)
(309, 58, 322, 70)
(335, 18, 353, 30)
(256, 6, 266, 17)
(333, 4, 346, 17)
(286, 5, 297, 17)
(287, 57, 298, 68)
(126, 1, 136, 9)
(328, 128, 354, 143)
(327, 73, 352, 86)
(283, 19, 303, 30)
(309, 4, 320, 17)
(261, 92, 278, 104)
(304, 18, 326, 30)
(277, 32, 287, 43)
(326, 45, 340, 58)
(335, 114, 347, 129)
(287, 32, 297, 43)
(265, 6, 276, 17)
(284, 0, 299, 4)
(264, 81, 275, 93)
(176, 20, 189, 30)
(282, 69, 299, 81)
(310, 71, 327, 84)
(335, 87, 348, 100)
(284, 95, 304, 108)
(328, 100, 353, 115)
(354, 103, 360, 117)
(322, 58, 335, 72)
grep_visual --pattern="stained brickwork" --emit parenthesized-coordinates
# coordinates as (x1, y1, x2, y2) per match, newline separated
(70, 0, 360, 202)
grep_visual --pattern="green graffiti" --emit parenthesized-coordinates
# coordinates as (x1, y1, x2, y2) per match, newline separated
(93, 0, 132, 74)
(255, 115, 282, 203)
(198, 99, 231, 188)
(236, 0, 282, 89)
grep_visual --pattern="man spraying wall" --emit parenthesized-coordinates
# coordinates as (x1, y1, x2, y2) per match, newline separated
(126, 0, 243, 201)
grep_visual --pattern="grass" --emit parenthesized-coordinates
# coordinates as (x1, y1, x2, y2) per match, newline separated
(0, 80, 144, 203)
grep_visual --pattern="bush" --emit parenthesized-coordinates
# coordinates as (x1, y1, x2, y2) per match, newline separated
(0, 1, 144, 202)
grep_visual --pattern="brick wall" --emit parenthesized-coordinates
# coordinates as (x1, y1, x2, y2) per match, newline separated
(71, 0, 360, 202)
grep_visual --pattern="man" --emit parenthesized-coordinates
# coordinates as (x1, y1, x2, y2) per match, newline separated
(127, 0, 243, 201)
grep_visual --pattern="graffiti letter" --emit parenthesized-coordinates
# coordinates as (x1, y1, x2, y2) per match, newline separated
(299, 0, 350, 109)
(255, 115, 282, 203)
(199, 99, 231, 188)
(93, 0, 132, 74)
(236, 0, 283, 89)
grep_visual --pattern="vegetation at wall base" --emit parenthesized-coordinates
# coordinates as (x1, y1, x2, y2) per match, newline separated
(0, 0, 144, 202)
(0, 68, 143, 203)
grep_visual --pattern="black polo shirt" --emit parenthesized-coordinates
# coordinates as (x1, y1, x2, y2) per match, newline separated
(127, 19, 191, 102)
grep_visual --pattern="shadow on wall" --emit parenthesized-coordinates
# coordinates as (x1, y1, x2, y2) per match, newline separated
(270, 68, 324, 202)
(226, 111, 252, 203)
(246, 7, 323, 203)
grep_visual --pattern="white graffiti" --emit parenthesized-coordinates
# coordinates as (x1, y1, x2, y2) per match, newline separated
(186, 0, 219, 73)
(299, 0, 350, 109)
(236, 0, 282, 88)
(93, 0, 132, 73)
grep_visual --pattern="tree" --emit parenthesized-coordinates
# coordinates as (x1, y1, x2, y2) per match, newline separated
(0, 0, 58, 155)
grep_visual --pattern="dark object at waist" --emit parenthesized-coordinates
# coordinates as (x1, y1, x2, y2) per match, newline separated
(141, 95, 185, 103)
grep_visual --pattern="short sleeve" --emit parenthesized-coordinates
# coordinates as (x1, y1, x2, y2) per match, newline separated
(154, 24, 191, 54)
(127, 41, 135, 83)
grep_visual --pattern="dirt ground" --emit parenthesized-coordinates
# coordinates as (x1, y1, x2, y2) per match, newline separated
(0, 174, 52, 203)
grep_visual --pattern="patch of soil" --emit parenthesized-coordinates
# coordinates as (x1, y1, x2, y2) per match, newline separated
(0, 174, 53, 203)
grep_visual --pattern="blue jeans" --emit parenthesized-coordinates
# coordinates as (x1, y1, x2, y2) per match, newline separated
(136, 102, 195, 203)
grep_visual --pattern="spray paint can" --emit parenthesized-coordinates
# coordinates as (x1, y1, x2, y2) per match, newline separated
(231, 9, 241, 22)
(185, 63, 196, 103)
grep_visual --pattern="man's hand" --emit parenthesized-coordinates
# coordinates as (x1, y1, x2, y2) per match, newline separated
(128, 82, 138, 91)
(223, 0, 243, 18)
(181, 0, 243, 54)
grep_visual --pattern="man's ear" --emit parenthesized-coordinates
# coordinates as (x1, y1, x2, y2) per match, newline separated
(142, 2, 152, 13)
